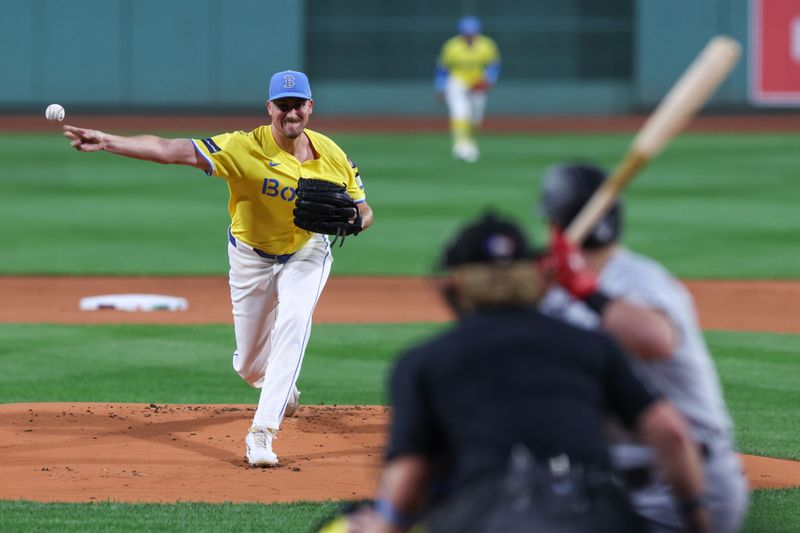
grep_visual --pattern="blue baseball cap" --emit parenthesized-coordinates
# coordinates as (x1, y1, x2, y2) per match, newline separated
(458, 16, 481, 35)
(269, 70, 312, 101)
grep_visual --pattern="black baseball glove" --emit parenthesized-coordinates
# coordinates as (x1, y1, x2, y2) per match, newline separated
(293, 177, 362, 246)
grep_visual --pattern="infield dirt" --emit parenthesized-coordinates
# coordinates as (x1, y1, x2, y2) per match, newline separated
(0, 276, 798, 503)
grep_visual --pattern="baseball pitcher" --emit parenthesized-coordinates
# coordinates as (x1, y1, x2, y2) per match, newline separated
(63, 70, 373, 467)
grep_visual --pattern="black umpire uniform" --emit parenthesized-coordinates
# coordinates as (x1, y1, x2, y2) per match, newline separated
(385, 213, 656, 533)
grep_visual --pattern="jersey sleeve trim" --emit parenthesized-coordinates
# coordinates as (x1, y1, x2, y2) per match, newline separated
(485, 61, 501, 84)
(434, 64, 449, 91)
(191, 139, 215, 176)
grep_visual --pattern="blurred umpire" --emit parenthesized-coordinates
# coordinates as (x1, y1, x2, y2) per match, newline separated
(360, 212, 709, 533)
(537, 163, 748, 532)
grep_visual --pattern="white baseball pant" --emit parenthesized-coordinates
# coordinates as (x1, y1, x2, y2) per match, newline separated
(445, 76, 488, 127)
(227, 230, 332, 430)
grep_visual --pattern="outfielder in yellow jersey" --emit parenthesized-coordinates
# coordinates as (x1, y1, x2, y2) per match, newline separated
(435, 16, 501, 163)
(62, 70, 374, 467)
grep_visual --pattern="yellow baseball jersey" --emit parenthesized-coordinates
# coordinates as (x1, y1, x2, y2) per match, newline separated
(438, 34, 500, 86)
(192, 126, 365, 255)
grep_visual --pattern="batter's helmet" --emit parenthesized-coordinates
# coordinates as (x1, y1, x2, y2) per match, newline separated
(538, 163, 622, 249)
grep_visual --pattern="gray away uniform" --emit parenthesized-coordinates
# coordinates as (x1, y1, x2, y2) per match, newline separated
(540, 248, 749, 532)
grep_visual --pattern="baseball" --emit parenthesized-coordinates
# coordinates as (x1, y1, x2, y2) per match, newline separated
(45, 104, 65, 122)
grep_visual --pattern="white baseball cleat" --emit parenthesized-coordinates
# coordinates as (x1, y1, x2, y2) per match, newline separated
(284, 386, 301, 418)
(462, 141, 479, 163)
(246, 426, 278, 466)
(452, 141, 468, 161)
(452, 140, 479, 163)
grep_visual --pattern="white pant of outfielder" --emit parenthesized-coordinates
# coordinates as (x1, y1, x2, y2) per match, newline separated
(445, 76, 488, 162)
(445, 76, 488, 127)
(227, 232, 332, 430)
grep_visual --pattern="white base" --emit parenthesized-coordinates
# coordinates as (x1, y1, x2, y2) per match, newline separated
(79, 294, 188, 312)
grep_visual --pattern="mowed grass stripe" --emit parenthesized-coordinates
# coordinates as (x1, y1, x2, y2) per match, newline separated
(706, 331, 800, 460)
(1, 132, 798, 277)
(0, 323, 442, 405)
(0, 489, 798, 532)
(0, 500, 344, 533)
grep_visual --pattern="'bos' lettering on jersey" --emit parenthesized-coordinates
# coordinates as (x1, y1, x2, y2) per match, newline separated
(261, 178, 297, 202)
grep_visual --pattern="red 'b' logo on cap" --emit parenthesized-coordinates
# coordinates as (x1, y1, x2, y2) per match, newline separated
(283, 75, 295, 88)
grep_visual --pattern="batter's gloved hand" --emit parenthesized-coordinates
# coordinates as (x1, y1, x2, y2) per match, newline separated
(548, 228, 599, 299)
(293, 178, 362, 246)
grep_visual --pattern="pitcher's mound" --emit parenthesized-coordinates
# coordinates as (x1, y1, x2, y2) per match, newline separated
(0, 403, 387, 503)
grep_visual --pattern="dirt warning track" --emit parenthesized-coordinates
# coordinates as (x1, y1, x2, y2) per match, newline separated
(2, 276, 800, 333)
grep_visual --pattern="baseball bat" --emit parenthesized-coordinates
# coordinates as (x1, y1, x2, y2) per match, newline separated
(565, 35, 741, 244)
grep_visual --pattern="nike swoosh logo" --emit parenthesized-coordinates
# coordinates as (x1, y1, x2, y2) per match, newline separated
(268, 161, 281, 167)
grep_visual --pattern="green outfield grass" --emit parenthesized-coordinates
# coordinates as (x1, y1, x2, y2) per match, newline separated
(1, 324, 797, 460)
(0, 323, 440, 405)
(5, 490, 795, 533)
(2, 132, 798, 277)
(0, 499, 344, 533)
(707, 331, 800, 461)
(0, 488, 797, 532)
(744, 488, 800, 532)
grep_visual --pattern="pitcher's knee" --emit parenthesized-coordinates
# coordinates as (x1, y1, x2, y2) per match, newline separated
(232, 351, 266, 387)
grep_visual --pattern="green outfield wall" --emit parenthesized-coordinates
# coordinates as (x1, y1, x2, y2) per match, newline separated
(0, 0, 781, 114)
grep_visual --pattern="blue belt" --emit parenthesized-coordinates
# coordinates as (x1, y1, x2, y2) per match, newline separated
(228, 230, 295, 264)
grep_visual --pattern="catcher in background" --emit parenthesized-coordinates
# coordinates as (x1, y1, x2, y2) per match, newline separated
(435, 16, 500, 163)
(355, 212, 708, 533)
(62, 69, 373, 467)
